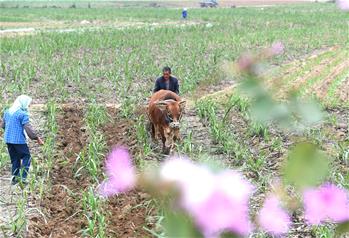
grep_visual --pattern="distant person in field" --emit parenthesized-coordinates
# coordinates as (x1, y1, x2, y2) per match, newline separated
(1, 95, 44, 185)
(182, 8, 188, 19)
(153, 66, 179, 95)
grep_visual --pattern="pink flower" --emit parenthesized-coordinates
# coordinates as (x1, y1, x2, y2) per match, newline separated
(160, 157, 216, 207)
(190, 171, 254, 237)
(337, 0, 349, 11)
(237, 53, 254, 71)
(216, 171, 254, 203)
(98, 146, 136, 197)
(192, 189, 252, 237)
(271, 41, 285, 55)
(258, 195, 291, 235)
(160, 158, 254, 237)
(160, 156, 198, 185)
(303, 183, 349, 225)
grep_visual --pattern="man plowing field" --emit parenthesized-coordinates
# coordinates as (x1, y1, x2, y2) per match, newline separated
(147, 90, 185, 154)
(153, 66, 179, 95)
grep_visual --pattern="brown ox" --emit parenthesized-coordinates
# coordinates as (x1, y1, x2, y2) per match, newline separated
(148, 90, 185, 154)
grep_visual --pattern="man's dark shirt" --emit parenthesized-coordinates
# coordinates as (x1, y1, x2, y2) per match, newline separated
(153, 76, 179, 95)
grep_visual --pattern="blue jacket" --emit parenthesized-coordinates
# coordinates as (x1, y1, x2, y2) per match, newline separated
(153, 76, 179, 95)
(3, 109, 29, 144)
(182, 10, 187, 19)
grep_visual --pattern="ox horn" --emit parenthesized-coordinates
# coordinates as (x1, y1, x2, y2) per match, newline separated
(156, 100, 168, 110)
(179, 100, 186, 111)
(156, 100, 168, 106)
(164, 99, 176, 103)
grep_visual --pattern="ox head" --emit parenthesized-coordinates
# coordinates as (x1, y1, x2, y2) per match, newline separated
(156, 99, 186, 152)
(156, 99, 186, 127)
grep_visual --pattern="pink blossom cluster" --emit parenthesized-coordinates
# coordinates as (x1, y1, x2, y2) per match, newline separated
(337, 0, 349, 11)
(98, 147, 349, 237)
(237, 41, 285, 74)
(258, 195, 291, 235)
(98, 146, 136, 197)
(270, 41, 285, 55)
(160, 157, 253, 237)
(303, 183, 349, 225)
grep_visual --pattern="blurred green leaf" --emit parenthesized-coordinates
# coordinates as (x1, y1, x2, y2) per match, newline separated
(335, 220, 349, 238)
(297, 101, 323, 125)
(164, 210, 202, 238)
(250, 96, 274, 123)
(290, 98, 324, 128)
(283, 143, 330, 189)
(238, 73, 324, 133)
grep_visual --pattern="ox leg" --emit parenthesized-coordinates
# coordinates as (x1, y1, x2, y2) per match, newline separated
(174, 129, 181, 142)
(149, 122, 156, 141)
(154, 125, 160, 140)
(161, 131, 170, 155)
(163, 146, 170, 155)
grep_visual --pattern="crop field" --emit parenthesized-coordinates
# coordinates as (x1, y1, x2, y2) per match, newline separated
(0, 1, 348, 238)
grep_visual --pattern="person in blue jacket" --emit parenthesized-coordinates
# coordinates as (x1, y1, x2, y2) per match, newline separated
(182, 8, 188, 19)
(153, 66, 179, 95)
(1, 95, 44, 185)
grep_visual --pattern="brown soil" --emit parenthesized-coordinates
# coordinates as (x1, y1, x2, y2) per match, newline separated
(28, 105, 90, 238)
(17, 71, 349, 238)
(100, 108, 155, 237)
(337, 75, 349, 104)
(105, 190, 154, 238)
(312, 60, 349, 99)
(193, 80, 236, 102)
(279, 50, 341, 98)
(20, 44, 349, 237)
(97, 95, 347, 237)
(101, 108, 137, 150)
(26, 105, 156, 237)
(224, 107, 349, 237)
(266, 46, 337, 91)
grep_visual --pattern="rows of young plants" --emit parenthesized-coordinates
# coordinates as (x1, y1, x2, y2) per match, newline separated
(79, 102, 109, 237)
(192, 43, 349, 236)
(0, 101, 57, 236)
(0, 100, 113, 237)
(1, 3, 348, 237)
(0, 94, 160, 237)
(91, 83, 348, 237)
(268, 47, 338, 96)
(1, 3, 347, 23)
(1, 4, 348, 107)
(196, 94, 282, 185)
(267, 46, 349, 107)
